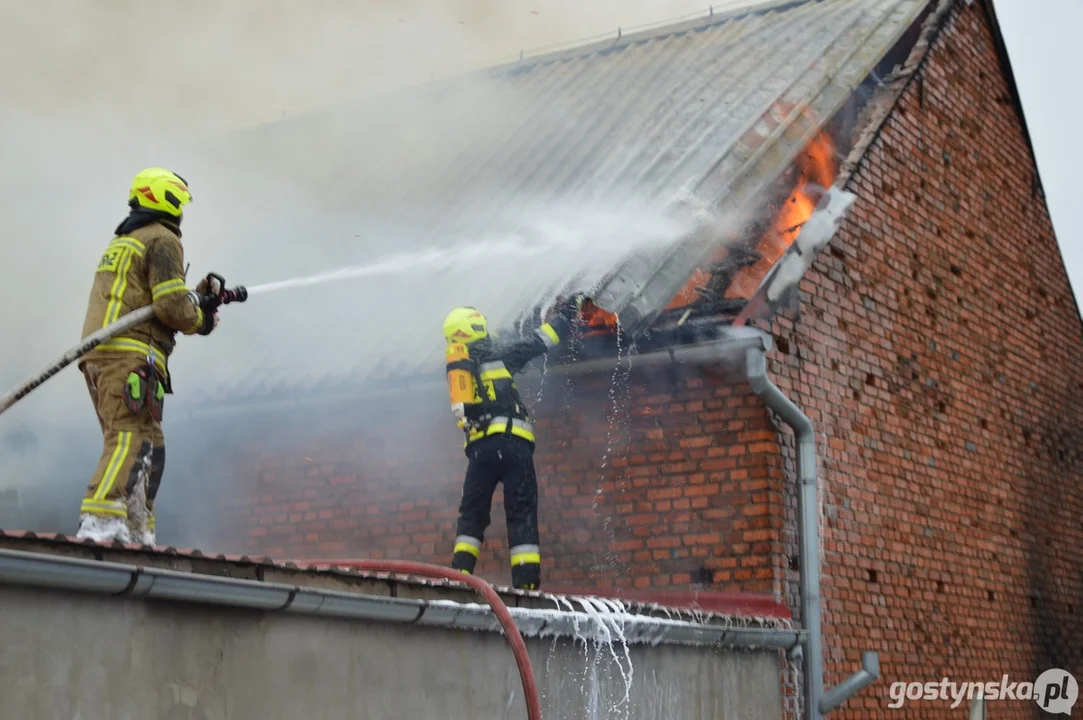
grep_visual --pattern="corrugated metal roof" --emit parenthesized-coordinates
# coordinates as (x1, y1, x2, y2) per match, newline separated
(182, 0, 930, 403)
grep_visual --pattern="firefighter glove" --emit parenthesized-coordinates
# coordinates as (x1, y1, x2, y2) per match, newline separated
(196, 294, 220, 336)
(557, 294, 586, 323)
(195, 273, 223, 297)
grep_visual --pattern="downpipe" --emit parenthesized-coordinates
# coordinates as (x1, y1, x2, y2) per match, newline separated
(0, 282, 247, 419)
(744, 342, 880, 719)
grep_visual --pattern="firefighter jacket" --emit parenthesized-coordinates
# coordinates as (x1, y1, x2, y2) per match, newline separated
(445, 315, 572, 448)
(81, 218, 209, 390)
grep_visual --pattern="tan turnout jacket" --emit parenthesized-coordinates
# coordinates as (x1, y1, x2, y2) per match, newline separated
(80, 221, 207, 386)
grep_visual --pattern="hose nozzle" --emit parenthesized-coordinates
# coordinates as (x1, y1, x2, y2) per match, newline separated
(205, 273, 248, 305)
(220, 286, 248, 305)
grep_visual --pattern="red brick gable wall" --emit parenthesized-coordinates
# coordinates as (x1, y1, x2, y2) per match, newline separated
(767, 0, 1083, 716)
(220, 365, 785, 593)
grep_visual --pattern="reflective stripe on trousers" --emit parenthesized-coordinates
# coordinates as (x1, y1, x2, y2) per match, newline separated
(510, 543, 541, 566)
(94, 336, 169, 381)
(466, 416, 535, 446)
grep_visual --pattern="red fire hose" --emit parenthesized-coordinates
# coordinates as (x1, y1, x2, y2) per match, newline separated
(293, 559, 541, 720)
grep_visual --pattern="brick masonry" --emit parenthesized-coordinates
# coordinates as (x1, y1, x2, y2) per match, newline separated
(193, 1, 1083, 717)
(765, 1, 1083, 716)
(216, 363, 785, 593)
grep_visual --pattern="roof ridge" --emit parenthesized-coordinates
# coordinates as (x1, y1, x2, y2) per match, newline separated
(478, 0, 812, 72)
(233, 0, 817, 135)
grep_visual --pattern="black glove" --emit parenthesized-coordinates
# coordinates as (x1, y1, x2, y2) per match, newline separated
(193, 290, 220, 335)
(557, 294, 586, 323)
(196, 301, 218, 336)
(198, 292, 222, 314)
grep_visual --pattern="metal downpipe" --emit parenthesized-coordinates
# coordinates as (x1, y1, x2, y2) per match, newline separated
(744, 345, 879, 718)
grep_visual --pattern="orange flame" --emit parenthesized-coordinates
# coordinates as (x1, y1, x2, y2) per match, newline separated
(578, 120, 837, 332)
(725, 130, 837, 300)
(580, 299, 620, 331)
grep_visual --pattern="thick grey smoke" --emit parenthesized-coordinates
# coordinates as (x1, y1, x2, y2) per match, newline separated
(0, 0, 749, 538)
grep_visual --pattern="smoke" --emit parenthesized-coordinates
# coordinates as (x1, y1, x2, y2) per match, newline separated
(0, 0, 745, 539)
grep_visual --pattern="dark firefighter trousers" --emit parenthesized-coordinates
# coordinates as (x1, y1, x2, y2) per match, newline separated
(451, 435, 541, 590)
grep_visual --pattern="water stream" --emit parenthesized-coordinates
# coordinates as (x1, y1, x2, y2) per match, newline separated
(243, 238, 565, 297)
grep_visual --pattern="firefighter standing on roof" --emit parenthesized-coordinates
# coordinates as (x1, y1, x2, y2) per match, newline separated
(75, 167, 224, 546)
(443, 297, 583, 590)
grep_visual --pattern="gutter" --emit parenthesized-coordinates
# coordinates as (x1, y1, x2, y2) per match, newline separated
(0, 548, 801, 650)
(171, 326, 769, 421)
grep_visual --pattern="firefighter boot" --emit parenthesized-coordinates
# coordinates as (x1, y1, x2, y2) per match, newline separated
(76, 513, 132, 544)
(510, 544, 541, 590)
(126, 474, 152, 546)
(452, 536, 481, 575)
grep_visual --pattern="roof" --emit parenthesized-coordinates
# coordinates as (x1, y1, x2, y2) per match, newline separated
(0, 530, 792, 620)
(180, 0, 933, 404)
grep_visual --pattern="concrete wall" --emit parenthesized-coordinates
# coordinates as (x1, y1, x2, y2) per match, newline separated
(0, 585, 782, 720)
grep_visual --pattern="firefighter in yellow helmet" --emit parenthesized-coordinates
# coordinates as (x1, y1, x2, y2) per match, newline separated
(75, 167, 224, 545)
(444, 297, 584, 590)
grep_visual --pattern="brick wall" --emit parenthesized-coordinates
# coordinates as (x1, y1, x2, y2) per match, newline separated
(766, 1, 1083, 716)
(215, 361, 785, 593)
(189, 1, 1083, 716)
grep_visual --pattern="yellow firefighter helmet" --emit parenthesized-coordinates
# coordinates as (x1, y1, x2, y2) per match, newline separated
(129, 167, 192, 218)
(443, 307, 488, 345)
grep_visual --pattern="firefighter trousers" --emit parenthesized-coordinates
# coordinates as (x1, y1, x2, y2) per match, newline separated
(80, 359, 166, 536)
(451, 434, 541, 590)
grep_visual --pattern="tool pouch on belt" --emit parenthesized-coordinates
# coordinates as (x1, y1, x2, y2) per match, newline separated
(123, 364, 165, 422)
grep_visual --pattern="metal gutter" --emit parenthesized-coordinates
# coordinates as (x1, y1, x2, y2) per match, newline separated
(171, 326, 770, 420)
(744, 343, 879, 718)
(0, 548, 801, 650)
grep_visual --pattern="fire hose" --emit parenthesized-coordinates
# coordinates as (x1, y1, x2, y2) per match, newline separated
(0, 276, 248, 418)
(292, 558, 542, 720)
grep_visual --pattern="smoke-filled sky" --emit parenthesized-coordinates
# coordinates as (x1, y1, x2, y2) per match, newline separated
(0, 0, 739, 503)
(0, 0, 1078, 507)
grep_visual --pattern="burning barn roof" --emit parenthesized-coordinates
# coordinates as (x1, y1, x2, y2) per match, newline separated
(185, 0, 937, 403)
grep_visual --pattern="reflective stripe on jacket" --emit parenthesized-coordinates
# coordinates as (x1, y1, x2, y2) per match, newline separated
(450, 317, 571, 448)
(80, 222, 205, 382)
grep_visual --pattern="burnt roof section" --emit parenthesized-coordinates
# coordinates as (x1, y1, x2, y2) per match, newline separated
(190, 0, 932, 402)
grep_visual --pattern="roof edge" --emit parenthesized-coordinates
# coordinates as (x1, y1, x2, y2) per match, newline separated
(175, 329, 771, 418)
(0, 537, 794, 625)
(836, 0, 951, 187)
(979, 0, 1083, 327)
(980, 0, 1044, 198)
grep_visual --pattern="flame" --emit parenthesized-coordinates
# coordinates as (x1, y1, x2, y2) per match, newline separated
(580, 299, 620, 331)
(577, 118, 838, 332)
(725, 129, 837, 300)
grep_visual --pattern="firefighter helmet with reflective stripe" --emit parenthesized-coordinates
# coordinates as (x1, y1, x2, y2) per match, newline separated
(443, 307, 488, 345)
(129, 167, 192, 218)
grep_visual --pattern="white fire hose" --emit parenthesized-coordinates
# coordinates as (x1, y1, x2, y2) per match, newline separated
(0, 280, 248, 419)
(0, 306, 157, 418)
